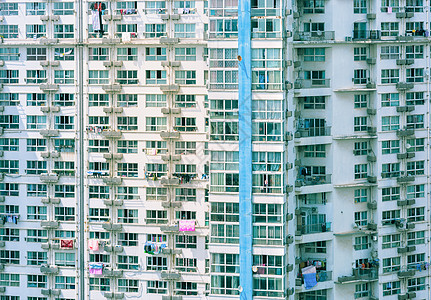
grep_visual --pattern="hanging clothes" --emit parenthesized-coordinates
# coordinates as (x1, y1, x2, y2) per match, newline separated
(90, 2, 106, 36)
(89, 263, 104, 275)
(302, 266, 317, 289)
(179, 220, 196, 232)
(61, 239, 74, 249)
(88, 239, 99, 251)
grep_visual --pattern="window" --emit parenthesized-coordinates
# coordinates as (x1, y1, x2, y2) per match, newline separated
(116, 24, 137, 38)
(54, 48, 74, 61)
(0, 273, 19, 286)
(147, 281, 168, 294)
(407, 253, 425, 270)
(26, 229, 48, 243)
(0, 48, 19, 61)
(382, 233, 401, 249)
(354, 0, 367, 13)
(174, 24, 196, 38)
(406, 92, 424, 106)
(54, 276, 75, 289)
(303, 241, 326, 253)
(54, 230, 75, 239)
(353, 69, 367, 84)
(117, 48, 137, 61)
(26, 25, 46, 38)
(382, 256, 401, 273)
(27, 48, 46, 61)
(54, 185, 75, 198)
(382, 187, 400, 202)
(89, 70, 109, 85)
(381, 22, 399, 36)
(145, 141, 167, 154)
(354, 164, 367, 179)
(54, 70, 74, 84)
(89, 94, 109, 107)
(406, 45, 424, 59)
(353, 236, 369, 250)
(0, 25, 18, 39)
(118, 255, 139, 270)
(382, 209, 401, 222)
(0, 250, 19, 264)
(55, 116, 74, 129)
(27, 93, 46, 106)
(382, 162, 400, 178)
(303, 145, 326, 157)
(118, 279, 138, 293)
(0, 70, 19, 85)
(354, 283, 369, 299)
(381, 69, 399, 84)
(117, 94, 138, 107)
(89, 48, 109, 61)
(27, 252, 47, 266)
(0, 138, 18, 151)
(175, 142, 196, 155)
(54, 93, 74, 106)
(117, 163, 138, 178)
(53, 2, 74, 15)
(381, 93, 399, 107)
(406, 21, 425, 35)
(27, 206, 47, 220)
(174, 117, 197, 131)
(353, 142, 368, 156)
(175, 71, 196, 85)
(0, 183, 19, 196)
(26, 70, 47, 84)
(175, 282, 198, 296)
(54, 207, 75, 221)
(116, 70, 138, 84)
(89, 208, 110, 222)
(54, 139, 75, 153)
(383, 281, 401, 296)
(0, 160, 19, 174)
(407, 160, 424, 175)
(407, 231, 425, 246)
(354, 188, 367, 203)
(116, 187, 139, 200)
(145, 24, 166, 38)
(146, 210, 168, 224)
(117, 116, 137, 131)
(175, 188, 196, 202)
(146, 117, 166, 131)
(118, 209, 138, 223)
(0, 3, 18, 15)
(407, 207, 425, 222)
(27, 116, 46, 130)
(88, 140, 109, 153)
(406, 114, 424, 129)
(0, 229, 19, 242)
(117, 140, 138, 154)
(89, 253, 110, 264)
(147, 256, 167, 271)
(118, 232, 138, 246)
(407, 184, 424, 199)
(354, 211, 368, 226)
(146, 188, 167, 201)
(55, 252, 75, 267)
(407, 277, 425, 292)
(345, 94, 362, 110)
(175, 48, 196, 61)
(175, 235, 197, 248)
(302, 96, 325, 109)
(89, 278, 110, 292)
(26, 2, 46, 15)
(381, 116, 400, 131)
(380, 46, 400, 59)
(27, 184, 48, 197)
(27, 275, 47, 287)
(353, 117, 367, 132)
(406, 68, 424, 83)
(54, 25, 74, 38)
(146, 163, 167, 177)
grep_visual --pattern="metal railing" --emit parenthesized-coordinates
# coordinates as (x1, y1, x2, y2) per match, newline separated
(297, 222, 332, 234)
(295, 126, 331, 137)
(296, 174, 332, 186)
(294, 31, 335, 41)
(294, 79, 330, 89)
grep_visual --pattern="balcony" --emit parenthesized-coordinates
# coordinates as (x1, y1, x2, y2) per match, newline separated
(40, 129, 60, 137)
(396, 82, 414, 91)
(397, 128, 414, 137)
(101, 130, 122, 139)
(40, 173, 59, 183)
(102, 223, 123, 231)
(161, 271, 181, 280)
(295, 174, 331, 187)
(338, 267, 378, 283)
(296, 270, 332, 287)
(297, 222, 332, 235)
(102, 177, 123, 185)
(294, 79, 330, 89)
(104, 293, 125, 300)
(294, 31, 334, 41)
(40, 84, 59, 92)
(398, 270, 415, 278)
(102, 84, 122, 92)
(295, 127, 331, 138)
(40, 265, 59, 274)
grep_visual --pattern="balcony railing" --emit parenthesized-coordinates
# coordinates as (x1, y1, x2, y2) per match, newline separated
(338, 267, 378, 283)
(296, 174, 331, 186)
(352, 30, 381, 40)
(297, 222, 332, 234)
(251, 7, 281, 17)
(295, 126, 331, 138)
(297, 270, 332, 285)
(294, 79, 330, 89)
(294, 31, 335, 41)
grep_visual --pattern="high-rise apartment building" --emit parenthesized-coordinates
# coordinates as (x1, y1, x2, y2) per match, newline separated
(0, 0, 429, 299)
